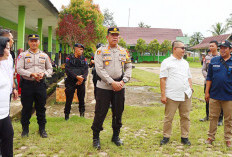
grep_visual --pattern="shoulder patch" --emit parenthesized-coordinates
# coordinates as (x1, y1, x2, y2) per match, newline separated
(97, 50, 101, 55)
(17, 55, 22, 61)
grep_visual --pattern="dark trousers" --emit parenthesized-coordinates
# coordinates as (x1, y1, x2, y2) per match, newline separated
(0, 116, 14, 157)
(204, 84, 223, 121)
(64, 81, 85, 114)
(91, 88, 125, 132)
(21, 80, 47, 129)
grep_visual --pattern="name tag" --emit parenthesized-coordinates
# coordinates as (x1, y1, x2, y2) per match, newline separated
(213, 65, 220, 67)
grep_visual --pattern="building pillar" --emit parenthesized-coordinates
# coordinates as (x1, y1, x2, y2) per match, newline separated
(61, 43, 65, 64)
(37, 18, 43, 50)
(55, 36, 60, 66)
(48, 26, 52, 58)
(17, 6, 26, 50)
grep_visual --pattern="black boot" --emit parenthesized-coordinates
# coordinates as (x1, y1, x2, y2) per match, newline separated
(93, 131, 101, 150)
(65, 114, 69, 121)
(21, 125, 29, 137)
(181, 137, 191, 146)
(39, 126, 48, 138)
(112, 130, 123, 146)
(160, 137, 169, 145)
(80, 112, 85, 117)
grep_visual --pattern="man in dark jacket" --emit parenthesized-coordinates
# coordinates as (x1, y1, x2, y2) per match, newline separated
(64, 43, 88, 120)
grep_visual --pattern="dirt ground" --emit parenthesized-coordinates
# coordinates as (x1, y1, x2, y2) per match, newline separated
(46, 75, 161, 119)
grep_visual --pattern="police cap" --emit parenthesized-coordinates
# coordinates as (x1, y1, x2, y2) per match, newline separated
(74, 43, 85, 49)
(28, 34, 39, 40)
(107, 27, 120, 35)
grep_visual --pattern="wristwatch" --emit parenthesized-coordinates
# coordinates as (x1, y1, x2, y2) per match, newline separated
(122, 79, 128, 83)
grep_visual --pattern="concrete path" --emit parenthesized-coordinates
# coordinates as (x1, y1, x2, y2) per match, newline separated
(137, 67, 205, 86)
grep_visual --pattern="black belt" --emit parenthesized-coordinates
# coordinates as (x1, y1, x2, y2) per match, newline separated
(22, 78, 45, 84)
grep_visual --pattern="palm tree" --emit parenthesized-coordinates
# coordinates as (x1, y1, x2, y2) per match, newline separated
(190, 32, 204, 46)
(208, 22, 229, 36)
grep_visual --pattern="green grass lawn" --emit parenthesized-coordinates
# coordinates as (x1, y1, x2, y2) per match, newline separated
(134, 62, 202, 68)
(12, 69, 231, 156)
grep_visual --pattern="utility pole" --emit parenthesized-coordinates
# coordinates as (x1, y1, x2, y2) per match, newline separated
(128, 8, 130, 27)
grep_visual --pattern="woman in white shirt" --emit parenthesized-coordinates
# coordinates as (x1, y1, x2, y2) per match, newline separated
(0, 36, 14, 157)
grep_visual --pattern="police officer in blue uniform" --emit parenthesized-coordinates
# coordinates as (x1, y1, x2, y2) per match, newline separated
(64, 43, 88, 120)
(205, 40, 232, 147)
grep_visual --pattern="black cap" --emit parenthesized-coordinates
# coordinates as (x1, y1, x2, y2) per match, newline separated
(219, 40, 232, 48)
(28, 34, 39, 40)
(107, 27, 120, 34)
(74, 43, 85, 49)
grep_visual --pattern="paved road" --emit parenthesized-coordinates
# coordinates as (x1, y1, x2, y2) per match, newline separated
(137, 67, 204, 86)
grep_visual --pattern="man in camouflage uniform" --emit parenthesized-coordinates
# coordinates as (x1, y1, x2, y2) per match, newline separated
(17, 34, 53, 138)
(91, 27, 132, 149)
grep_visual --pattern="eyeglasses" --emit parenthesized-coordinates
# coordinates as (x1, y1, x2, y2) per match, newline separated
(175, 47, 186, 50)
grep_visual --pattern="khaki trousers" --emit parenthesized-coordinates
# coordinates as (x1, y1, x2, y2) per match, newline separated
(208, 98, 232, 141)
(163, 96, 191, 138)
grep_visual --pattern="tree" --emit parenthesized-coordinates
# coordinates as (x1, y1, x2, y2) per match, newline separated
(103, 9, 117, 27)
(159, 40, 172, 54)
(208, 22, 229, 36)
(148, 39, 160, 55)
(138, 22, 151, 28)
(57, 0, 107, 51)
(190, 32, 204, 46)
(135, 38, 147, 55)
(118, 38, 127, 49)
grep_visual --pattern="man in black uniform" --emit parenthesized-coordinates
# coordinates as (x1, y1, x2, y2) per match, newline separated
(17, 34, 53, 138)
(64, 43, 88, 120)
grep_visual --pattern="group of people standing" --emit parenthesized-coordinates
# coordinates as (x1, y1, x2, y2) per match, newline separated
(159, 40, 232, 148)
(0, 26, 231, 156)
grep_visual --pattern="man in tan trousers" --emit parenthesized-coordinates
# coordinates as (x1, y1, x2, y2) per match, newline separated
(160, 41, 193, 146)
(205, 40, 232, 147)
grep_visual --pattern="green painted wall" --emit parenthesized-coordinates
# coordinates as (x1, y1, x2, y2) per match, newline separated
(0, 16, 37, 35)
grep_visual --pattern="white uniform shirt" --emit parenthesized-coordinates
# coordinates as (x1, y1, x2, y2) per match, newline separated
(0, 63, 11, 119)
(1, 54, 14, 93)
(160, 55, 192, 101)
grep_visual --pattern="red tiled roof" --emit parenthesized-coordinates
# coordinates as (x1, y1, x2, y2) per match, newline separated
(191, 34, 231, 49)
(118, 27, 183, 45)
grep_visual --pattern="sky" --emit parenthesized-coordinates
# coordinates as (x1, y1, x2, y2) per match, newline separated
(50, 0, 232, 37)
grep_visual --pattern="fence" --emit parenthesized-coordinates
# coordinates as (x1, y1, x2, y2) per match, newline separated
(132, 51, 170, 63)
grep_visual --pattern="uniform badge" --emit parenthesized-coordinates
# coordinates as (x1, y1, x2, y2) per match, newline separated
(26, 53, 31, 57)
(17, 55, 22, 61)
(27, 59, 31, 63)
(105, 61, 109, 66)
(97, 50, 101, 55)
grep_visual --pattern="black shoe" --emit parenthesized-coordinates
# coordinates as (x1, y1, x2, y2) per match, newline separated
(21, 129, 29, 137)
(80, 112, 85, 117)
(93, 138, 101, 150)
(200, 116, 209, 122)
(181, 137, 191, 146)
(65, 114, 69, 121)
(218, 121, 223, 126)
(160, 137, 169, 145)
(112, 136, 124, 146)
(39, 129, 48, 138)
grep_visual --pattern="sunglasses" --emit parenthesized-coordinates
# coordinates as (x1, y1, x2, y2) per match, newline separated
(175, 47, 186, 50)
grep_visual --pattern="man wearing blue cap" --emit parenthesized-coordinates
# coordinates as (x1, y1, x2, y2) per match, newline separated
(64, 43, 88, 120)
(205, 40, 232, 147)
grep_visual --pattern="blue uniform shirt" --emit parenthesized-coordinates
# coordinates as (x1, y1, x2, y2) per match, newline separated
(206, 56, 232, 101)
